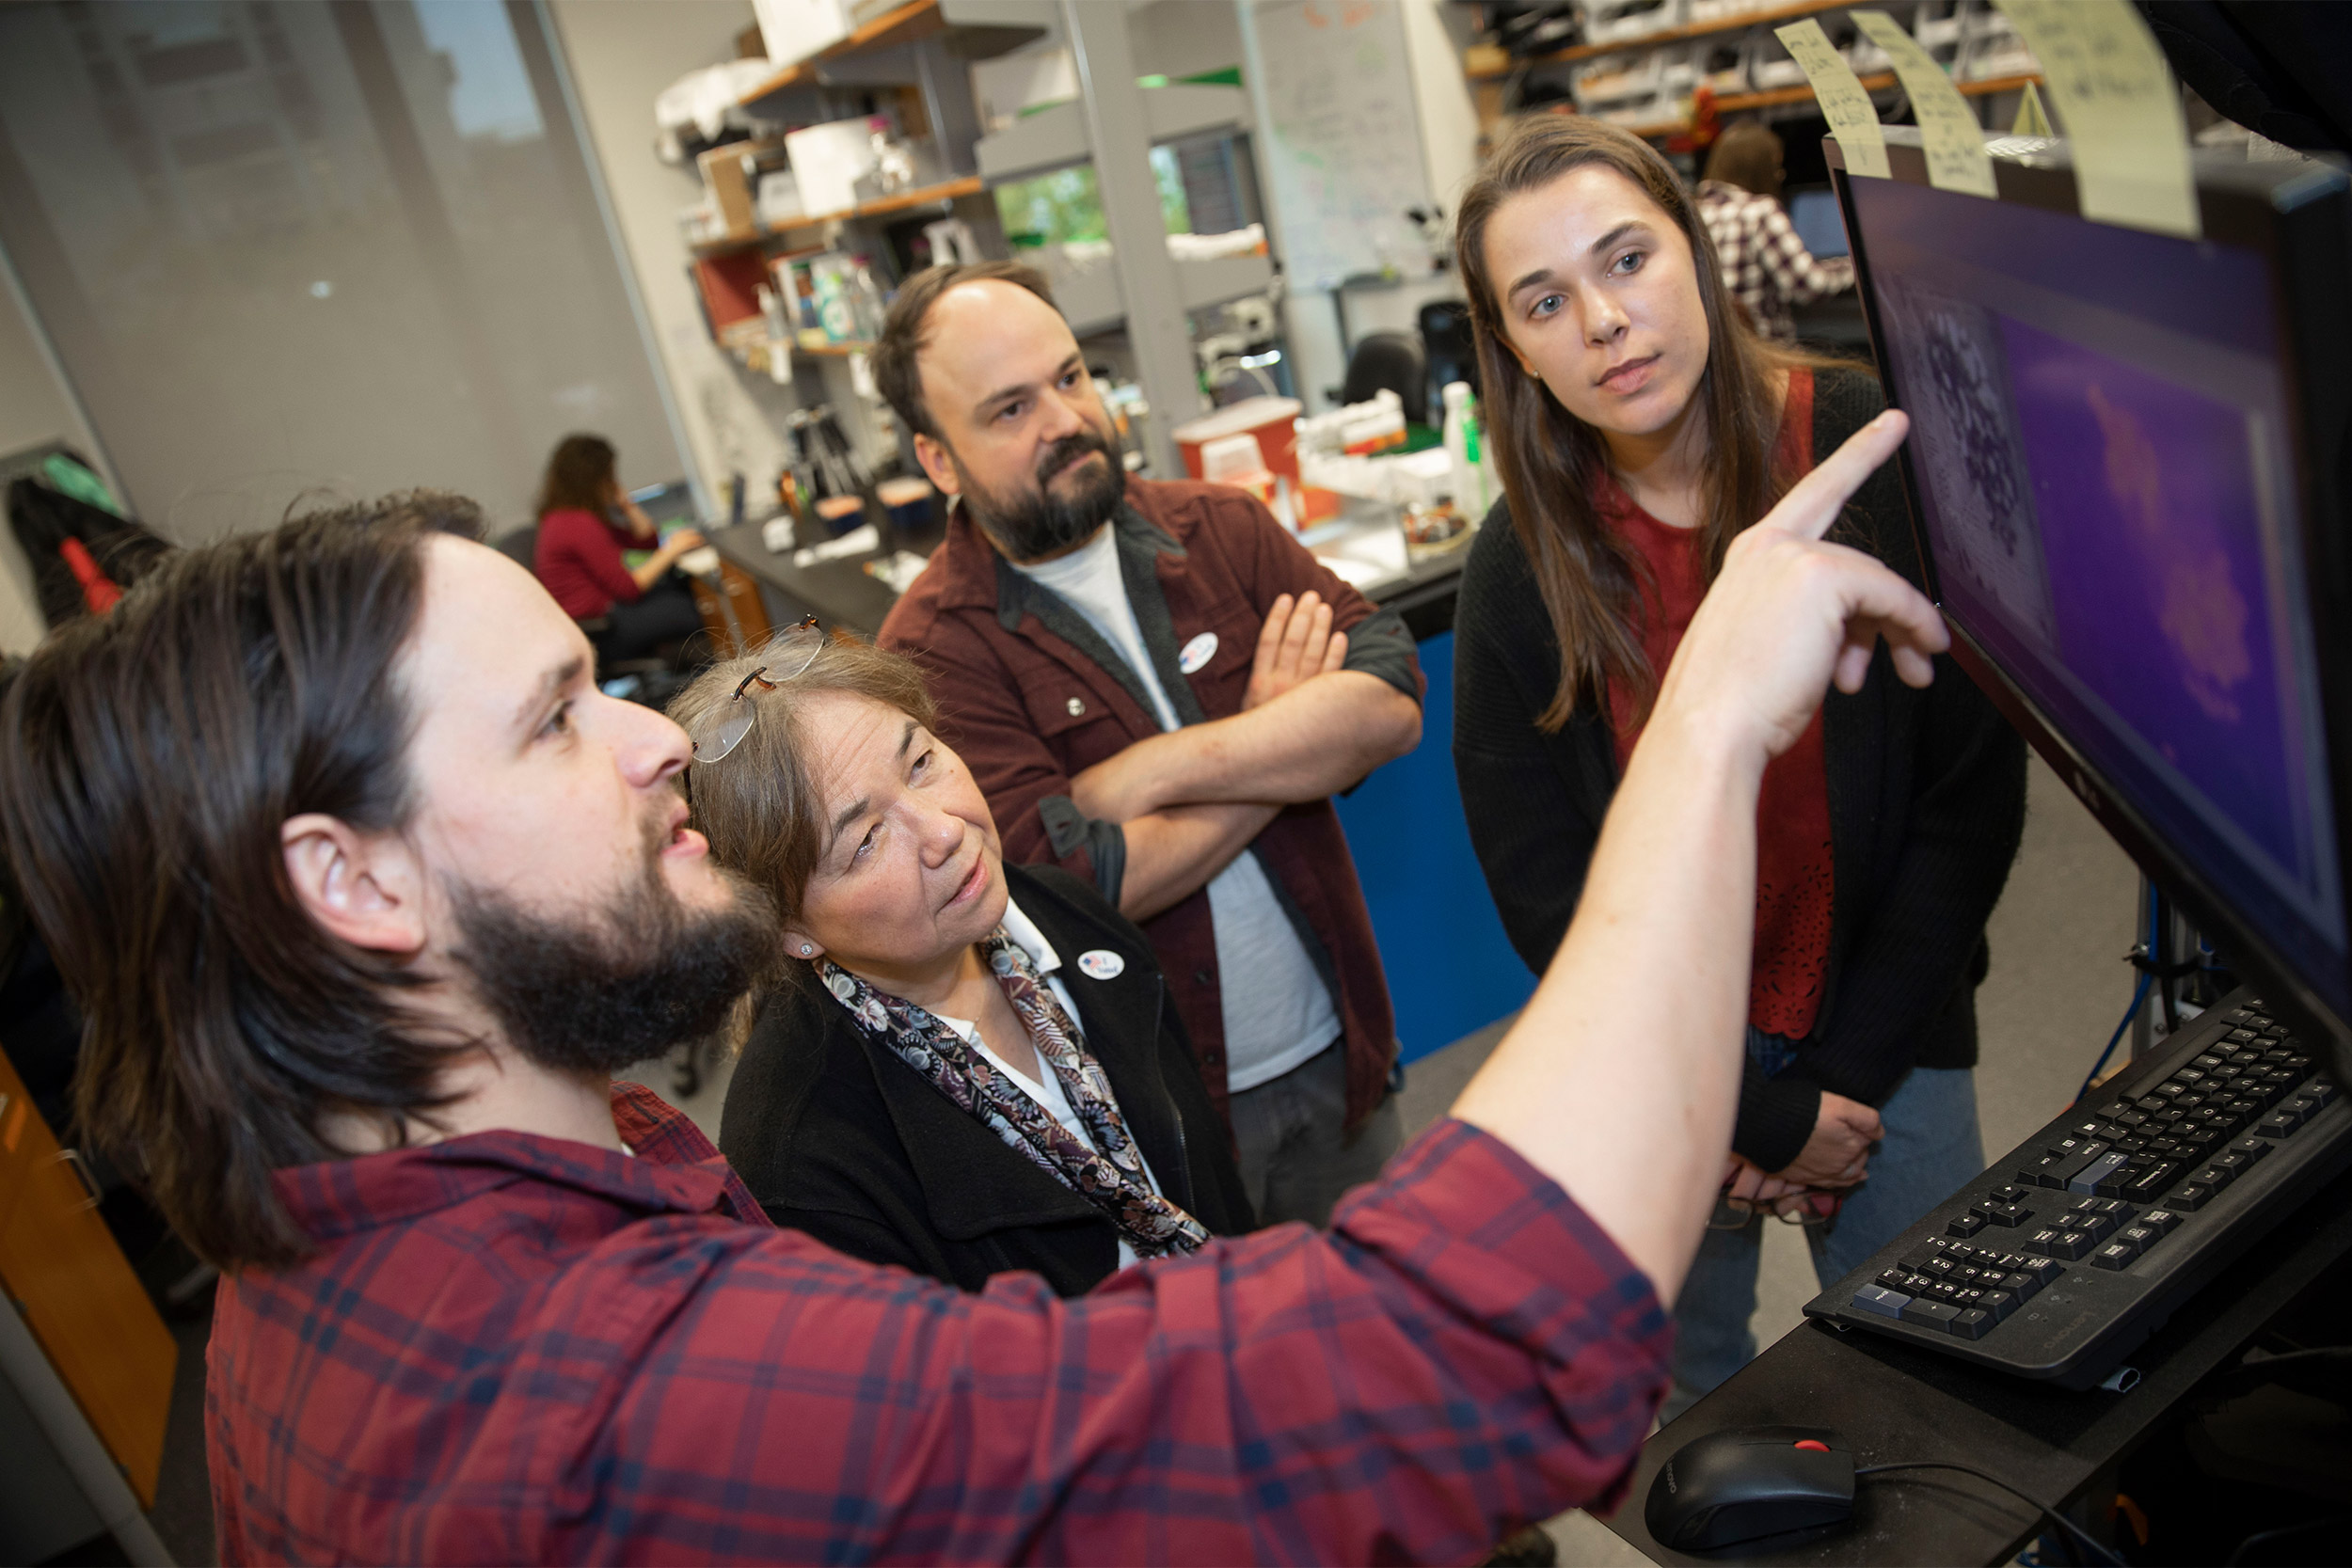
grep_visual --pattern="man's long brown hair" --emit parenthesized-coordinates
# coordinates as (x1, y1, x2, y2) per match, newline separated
(1454, 116, 1839, 730)
(0, 496, 481, 1271)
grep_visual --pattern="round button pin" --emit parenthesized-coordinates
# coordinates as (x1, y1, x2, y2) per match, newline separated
(1178, 630, 1218, 674)
(1076, 949, 1124, 980)
(1066, 696, 1086, 716)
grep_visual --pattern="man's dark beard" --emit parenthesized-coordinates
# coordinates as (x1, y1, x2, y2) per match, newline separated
(954, 423, 1127, 562)
(449, 815, 779, 1077)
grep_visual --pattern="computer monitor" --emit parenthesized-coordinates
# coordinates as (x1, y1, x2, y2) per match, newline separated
(628, 479, 700, 532)
(1786, 187, 1850, 258)
(1830, 128, 2352, 1083)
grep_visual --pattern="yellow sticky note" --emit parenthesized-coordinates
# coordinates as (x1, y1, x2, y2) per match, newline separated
(1774, 19, 1890, 181)
(1995, 0, 2199, 238)
(2012, 79, 2055, 138)
(1851, 10, 1996, 198)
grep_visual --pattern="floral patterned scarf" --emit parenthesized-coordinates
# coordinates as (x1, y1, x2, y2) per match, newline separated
(817, 930, 1210, 1259)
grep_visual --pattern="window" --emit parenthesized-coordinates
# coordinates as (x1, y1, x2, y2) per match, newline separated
(0, 0, 678, 538)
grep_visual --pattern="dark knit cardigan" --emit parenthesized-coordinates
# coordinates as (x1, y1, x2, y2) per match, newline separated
(1451, 368, 2029, 1172)
(719, 862, 1255, 1298)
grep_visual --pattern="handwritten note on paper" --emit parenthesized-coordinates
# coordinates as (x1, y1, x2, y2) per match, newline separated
(1775, 20, 1890, 180)
(1851, 10, 1996, 198)
(1995, 0, 2199, 238)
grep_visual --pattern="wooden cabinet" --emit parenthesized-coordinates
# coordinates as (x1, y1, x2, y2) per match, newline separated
(0, 1050, 176, 1508)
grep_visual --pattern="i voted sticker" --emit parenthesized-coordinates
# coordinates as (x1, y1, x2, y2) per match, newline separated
(1076, 949, 1126, 981)
(1177, 631, 1218, 674)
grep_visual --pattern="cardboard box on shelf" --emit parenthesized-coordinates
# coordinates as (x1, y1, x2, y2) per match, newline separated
(696, 144, 759, 235)
(970, 47, 1078, 134)
(756, 170, 804, 228)
(752, 0, 850, 71)
(786, 118, 881, 219)
(694, 250, 771, 336)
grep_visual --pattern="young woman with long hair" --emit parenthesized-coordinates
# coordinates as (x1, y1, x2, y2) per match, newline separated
(1448, 117, 2027, 1417)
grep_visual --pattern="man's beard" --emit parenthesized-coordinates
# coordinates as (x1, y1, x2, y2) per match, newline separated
(449, 812, 780, 1078)
(955, 422, 1128, 562)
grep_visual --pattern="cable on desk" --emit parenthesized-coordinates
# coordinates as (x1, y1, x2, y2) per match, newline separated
(1851, 1462, 2122, 1566)
(2228, 1513, 2348, 1566)
(2075, 968, 2153, 1105)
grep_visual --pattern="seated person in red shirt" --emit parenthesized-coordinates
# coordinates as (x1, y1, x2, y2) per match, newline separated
(0, 423, 1941, 1563)
(532, 433, 707, 665)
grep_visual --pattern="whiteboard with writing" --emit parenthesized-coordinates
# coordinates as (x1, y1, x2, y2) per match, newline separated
(1246, 0, 1434, 291)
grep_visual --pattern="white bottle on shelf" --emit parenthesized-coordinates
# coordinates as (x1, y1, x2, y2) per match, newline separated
(1441, 381, 1489, 521)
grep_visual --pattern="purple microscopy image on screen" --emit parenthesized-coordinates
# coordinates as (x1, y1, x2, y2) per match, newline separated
(1881, 278, 2057, 647)
(1999, 316, 2304, 876)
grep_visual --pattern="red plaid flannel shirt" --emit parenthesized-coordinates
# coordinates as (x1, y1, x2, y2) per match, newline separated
(207, 1082, 1669, 1563)
(1696, 180, 1856, 341)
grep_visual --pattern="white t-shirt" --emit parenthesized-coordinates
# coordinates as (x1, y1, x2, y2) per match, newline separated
(1011, 526, 1340, 1093)
(933, 895, 1162, 1269)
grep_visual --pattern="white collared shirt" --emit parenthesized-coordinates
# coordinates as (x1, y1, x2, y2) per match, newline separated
(932, 897, 1162, 1268)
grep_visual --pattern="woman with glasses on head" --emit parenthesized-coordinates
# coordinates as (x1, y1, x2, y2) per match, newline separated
(1445, 118, 2027, 1419)
(673, 625, 1252, 1296)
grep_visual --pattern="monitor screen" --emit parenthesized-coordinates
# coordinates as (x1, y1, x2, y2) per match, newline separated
(1846, 173, 2346, 1021)
(629, 479, 699, 530)
(1786, 188, 1850, 258)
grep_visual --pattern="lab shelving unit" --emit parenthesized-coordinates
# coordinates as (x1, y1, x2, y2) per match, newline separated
(679, 0, 1278, 475)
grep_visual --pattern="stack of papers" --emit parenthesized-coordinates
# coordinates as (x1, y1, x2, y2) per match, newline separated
(793, 522, 880, 567)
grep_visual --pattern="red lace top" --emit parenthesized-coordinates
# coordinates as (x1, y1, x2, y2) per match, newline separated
(1602, 368, 1834, 1038)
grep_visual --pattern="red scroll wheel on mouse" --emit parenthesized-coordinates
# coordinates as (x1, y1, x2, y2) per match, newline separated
(1792, 1440, 1832, 1452)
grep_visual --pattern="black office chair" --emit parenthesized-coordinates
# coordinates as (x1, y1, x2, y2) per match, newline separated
(1420, 300, 1480, 407)
(492, 521, 539, 572)
(1338, 332, 1429, 427)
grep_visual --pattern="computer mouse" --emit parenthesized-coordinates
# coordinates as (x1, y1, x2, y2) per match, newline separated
(1644, 1425, 1855, 1552)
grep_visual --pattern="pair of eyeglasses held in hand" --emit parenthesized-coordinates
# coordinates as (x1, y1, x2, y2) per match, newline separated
(1708, 1183, 1846, 1229)
(690, 616, 824, 764)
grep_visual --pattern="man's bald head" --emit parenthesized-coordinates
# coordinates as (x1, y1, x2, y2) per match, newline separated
(871, 260, 1063, 441)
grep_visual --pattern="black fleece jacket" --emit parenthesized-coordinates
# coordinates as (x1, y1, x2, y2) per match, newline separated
(1451, 368, 2028, 1172)
(720, 862, 1255, 1298)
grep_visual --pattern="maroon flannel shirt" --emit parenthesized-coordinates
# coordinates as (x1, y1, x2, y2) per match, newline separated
(208, 1081, 1668, 1564)
(879, 478, 1423, 1130)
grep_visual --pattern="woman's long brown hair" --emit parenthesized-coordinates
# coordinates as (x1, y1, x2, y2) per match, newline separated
(1454, 116, 1845, 731)
(536, 433, 619, 520)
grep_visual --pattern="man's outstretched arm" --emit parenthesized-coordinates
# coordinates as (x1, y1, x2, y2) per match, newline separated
(592, 417, 1941, 1566)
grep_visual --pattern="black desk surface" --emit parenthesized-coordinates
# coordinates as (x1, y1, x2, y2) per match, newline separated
(710, 516, 946, 638)
(1601, 1164, 2352, 1564)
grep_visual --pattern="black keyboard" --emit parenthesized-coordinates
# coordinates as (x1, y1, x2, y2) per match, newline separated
(1803, 990, 2350, 1388)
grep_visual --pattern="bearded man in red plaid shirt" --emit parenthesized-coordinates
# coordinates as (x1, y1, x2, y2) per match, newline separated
(0, 409, 1938, 1564)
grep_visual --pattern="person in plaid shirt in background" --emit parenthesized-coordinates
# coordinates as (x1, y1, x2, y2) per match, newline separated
(0, 425, 1936, 1564)
(1696, 120, 1857, 341)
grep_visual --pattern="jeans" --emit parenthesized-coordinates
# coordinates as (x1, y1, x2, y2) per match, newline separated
(1227, 1039, 1404, 1227)
(1661, 1034, 1985, 1423)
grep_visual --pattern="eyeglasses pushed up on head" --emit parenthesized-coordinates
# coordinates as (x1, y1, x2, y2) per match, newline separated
(690, 616, 823, 764)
